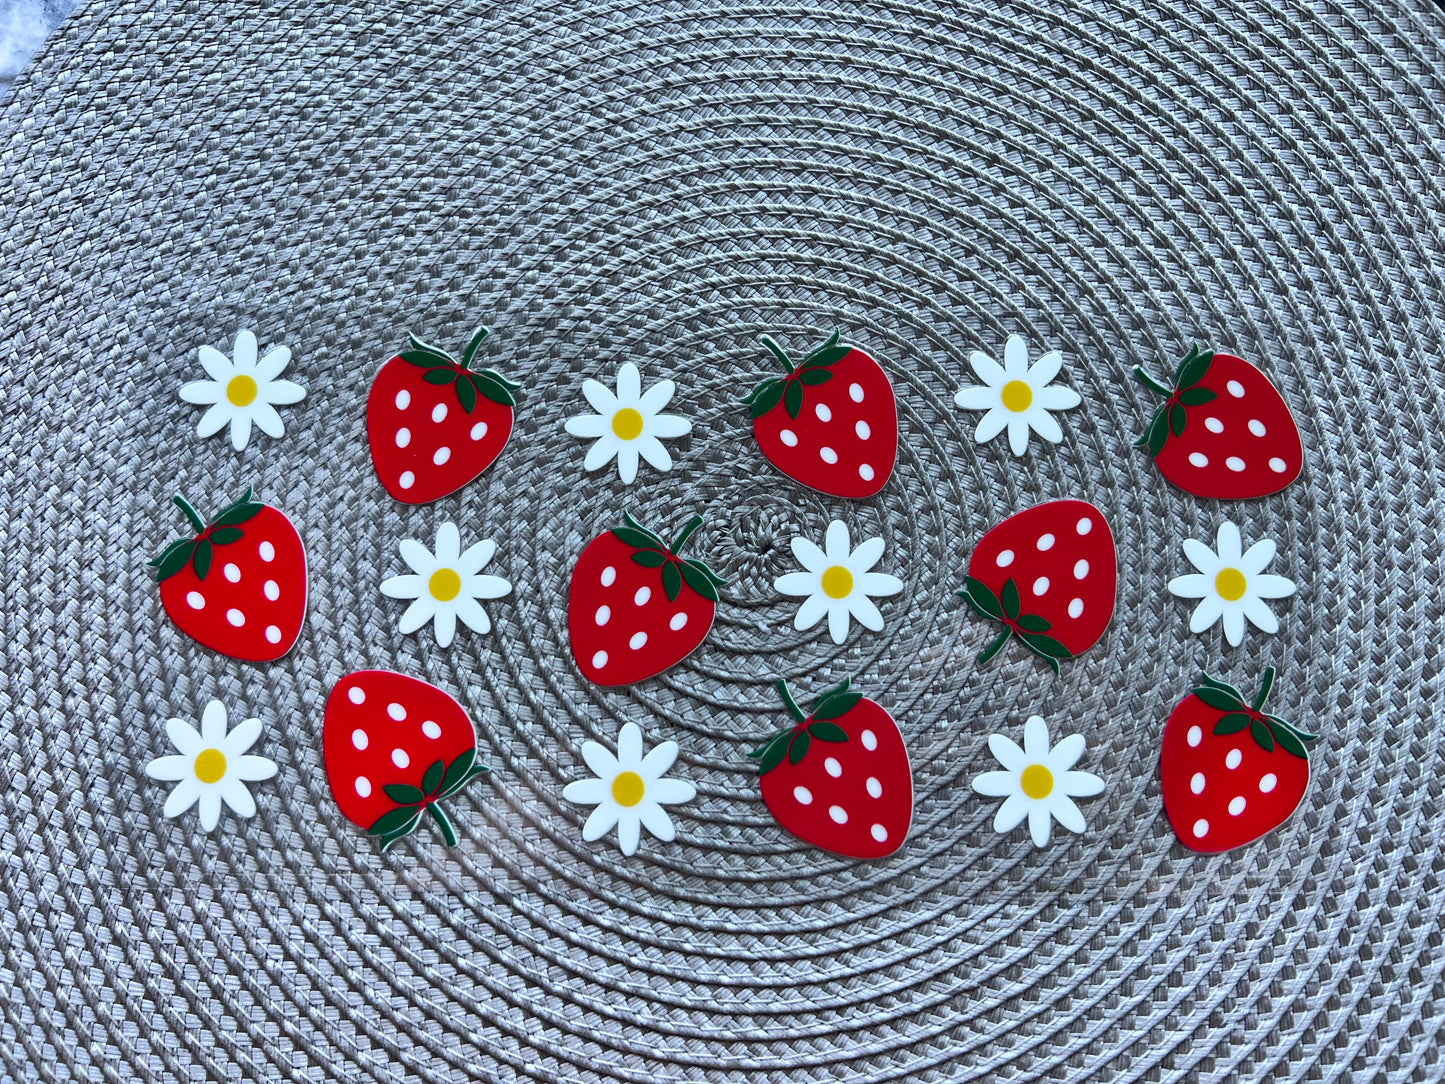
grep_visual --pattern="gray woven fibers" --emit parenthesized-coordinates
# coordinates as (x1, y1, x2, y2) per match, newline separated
(2, 0, 1444, 1080)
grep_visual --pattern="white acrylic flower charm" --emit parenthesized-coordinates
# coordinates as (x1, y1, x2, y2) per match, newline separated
(971, 715, 1105, 848)
(562, 722, 696, 856)
(179, 330, 306, 450)
(564, 362, 692, 484)
(145, 700, 278, 832)
(775, 519, 904, 644)
(380, 521, 512, 648)
(1167, 520, 1296, 647)
(954, 334, 1081, 456)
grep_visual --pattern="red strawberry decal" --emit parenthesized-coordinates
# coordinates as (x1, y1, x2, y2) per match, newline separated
(148, 487, 307, 661)
(1134, 345, 1303, 499)
(366, 326, 522, 503)
(743, 331, 898, 498)
(748, 677, 912, 859)
(568, 512, 728, 686)
(1160, 667, 1316, 853)
(323, 671, 491, 851)
(958, 499, 1117, 672)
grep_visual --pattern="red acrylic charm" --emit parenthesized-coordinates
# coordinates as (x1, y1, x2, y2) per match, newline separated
(323, 670, 490, 851)
(149, 487, 307, 662)
(959, 499, 1117, 671)
(749, 678, 912, 859)
(744, 332, 898, 498)
(1134, 346, 1303, 499)
(367, 327, 521, 504)
(1160, 667, 1315, 853)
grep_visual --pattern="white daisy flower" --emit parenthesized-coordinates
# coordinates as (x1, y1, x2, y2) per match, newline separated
(954, 334, 1081, 456)
(380, 521, 512, 648)
(563, 362, 692, 484)
(562, 722, 696, 856)
(144, 700, 278, 833)
(178, 329, 306, 451)
(971, 715, 1105, 848)
(1167, 520, 1296, 647)
(774, 519, 904, 645)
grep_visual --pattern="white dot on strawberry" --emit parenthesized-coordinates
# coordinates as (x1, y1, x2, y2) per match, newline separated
(186, 591, 205, 609)
(592, 650, 608, 668)
(1187, 725, 1201, 746)
(226, 608, 245, 627)
(353, 729, 368, 749)
(820, 446, 838, 464)
(829, 805, 848, 824)
(395, 389, 410, 410)
(387, 702, 407, 721)
(396, 427, 410, 448)
(1074, 560, 1089, 579)
(1193, 818, 1209, 838)
(1033, 577, 1049, 596)
(1226, 456, 1246, 472)
(780, 429, 798, 447)
(356, 776, 371, 797)
(859, 463, 874, 481)
(634, 586, 650, 606)
(815, 403, 832, 422)
(1269, 457, 1287, 472)
(793, 786, 812, 805)
(870, 823, 887, 842)
(824, 757, 841, 777)
(595, 605, 610, 626)
(1189, 452, 1209, 467)
(434, 446, 451, 466)
(1075, 517, 1092, 536)
(1260, 773, 1277, 792)
(348, 687, 365, 704)
(861, 729, 877, 751)
(431, 403, 447, 423)
(996, 549, 1014, 567)
(1248, 419, 1267, 436)
(399, 471, 415, 489)
(470, 422, 487, 440)
(1068, 598, 1084, 618)
(629, 631, 648, 650)
(1205, 416, 1224, 433)
(849, 382, 864, 402)
(259, 541, 275, 561)
(264, 579, 279, 600)
(866, 777, 882, 798)
(1229, 796, 1247, 815)
(1227, 380, 1245, 397)
(855, 420, 871, 440)
(392, 748, 409, 769)
(1226, 748, 1242, 769)
(1191, 772, 1205, 793)
(669, 612, 687, 631)
(601, 566, 616, 587)
(224, 563, 241, 582)
(1037, 533, 1055, 551)
(265, 625, 281, 643)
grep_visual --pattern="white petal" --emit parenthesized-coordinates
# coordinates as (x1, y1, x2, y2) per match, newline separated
(229, 412, 254, 451)
(1189, 595, 1225, 633)
(1036, 385, 1081, 411)
(221, 717, 262, 757)
(1062, 770, 1106, 798)
(971, 770, 1016, 797)
(1022, 715, 1051, 760)
(254, 345, 292, 383)
(993, 792, 1029, 834)
(635, 435, 673, 472)
(431, 522, 459, 564)
(615, 362, 641, 405)
(775, 571, 820, 598)
(432, 606, 458, 648)
(974, 408, 1010, 444)
(380, 574, 425, 600)
(581, 378, 620, 418)
(197, 345, 235, 382)
(195, 403, 232, 438)
(1239, 539, 1278, 576)
(1222, 606, 1246, 647)
(1241, 595, 1280, 634)
(954, 385, 998, 411)
(453, 596, 492, 635)
(647, 413, 692, 439)
(581, 740, 620, 781)
(857, 572, 903, 597)
(178, 381, 223, 405)
(1252, 574, 1297, 599)
(826, 602, 851, 644)
(565, 414, 609, 438)
(1181, 538, 1220, 575)
(465, 574, 511, 601)
(201, 700, 228, 744)
(582, 802, 621, 841)
(616, 811, 642, 855)
(792, 592, 829, 631)
(790, 537, 828, 574)
(145, 755, 192, 781)
(232, 330, 258, 369)
(197, 791, 223, 832)
(1046, 733, 1086, 774)
(398, 596, 438, 635)
(616, 444, 640, 484)
(987, 733, 1026, 772)
(1006, 416, 1031, 456)
(968, 349, 1006, 388)
(166, 718, 203, 757)
(1167, 574, 1210, 600)
(1048, 794, 1087, 835)
(648, 778, 696, 805)
(583, 436, 620, 471)
(847, 536, 885, 574)
(1216, 521, 1242, 563)
(1003, 334, 1029, 376)
(251, 403, 285, 439)
(1027, 348, 1063, 386)
(233, 755, 278, 782)
(1028, 804, 1053, 847)
(823, 520, 851, 562)
(163, 777, 201, 818)
(848, 594, 884, 632)
(637, 800, 676, 842)
(1026, 408, 1064, 444)
(262, 379, 306, 406)
(563, 778, 608, 805)
(220, 779, 256, 818)
(616, 723, 643, 771)
(457, 539, 497, 575)
(398, 538, 438, 576)
(638, 379, 675, 415)
(640, 741, 679, 780)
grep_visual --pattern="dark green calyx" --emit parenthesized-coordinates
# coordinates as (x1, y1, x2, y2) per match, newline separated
(1193, 667, 1316, 760)
(148, 486, 265, 583)
(612, 510, 729, 603)
(741, 330, 852, 420)
(956, 576, 1073, 675)
(747, 677, 858, 775)
(368, 747, 491, 852)
(1131, 343, 1219, 458)
(398, 327, 522, 411)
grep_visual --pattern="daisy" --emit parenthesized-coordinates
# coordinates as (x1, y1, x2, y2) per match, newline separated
(563, 362, 692, 484)
(145, 700, 278, 832)
(971, 715, 1104, 848)
(954, 334, 1081, 456)
(562, 722, 696, 856)
(775, 519, 903, 645)
(1167, 520, 1296, 647)
(380, 521, 511, 648)
(179, 329, 306, 451)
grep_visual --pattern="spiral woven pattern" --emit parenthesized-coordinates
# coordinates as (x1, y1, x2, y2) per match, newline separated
(3, 1, 1444, 1080)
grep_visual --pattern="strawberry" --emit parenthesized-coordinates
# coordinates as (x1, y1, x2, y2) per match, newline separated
(366, 326, 522, 503)
(322, 670, 491, 851)
(148, 487, 307, 661)
(568, 511, 728, 686)
(958, 499, 1116, 672)
(743, 331, 897, 498)
(748, 677, 912, 859)
(1160, 667, 1316, 853)
(1133, 344, 1303, 499)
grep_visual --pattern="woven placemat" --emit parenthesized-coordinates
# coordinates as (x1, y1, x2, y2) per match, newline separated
(3, 1, 1443, 1080)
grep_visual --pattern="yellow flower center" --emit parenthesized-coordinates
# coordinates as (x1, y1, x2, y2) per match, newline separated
(611, 770, 645, 807)
(1021, 763, 1054, 800)
(429, 568, 462, 601)
(1001, 379, 1033, 413)
(226, 374, 258, 406)
(821, 565, 854, 599)
(1214, 567, 1247, 601)
(611, 407, 644, 440)
(194, 748, 228, 784)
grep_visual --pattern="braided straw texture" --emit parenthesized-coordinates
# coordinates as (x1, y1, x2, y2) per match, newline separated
(2, 1, 1444, 1080)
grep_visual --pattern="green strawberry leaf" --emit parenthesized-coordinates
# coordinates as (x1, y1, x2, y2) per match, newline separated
(400, 348, 454, 368)
(796, 368, 833, 385)
(783, 380, 804, 419)
(1147, 410, 1169, 457)
(1196, 673, 1248, 704)
(1250, 718, 1275, 752)
(1273, 726, 1310, 760)
(369, 805, 423, 836)
(800, 330, 841, 362)
(788, 730, 811, 765)
(1176, 349, 1214, 389)
(747, 380, 786, 419)
(384, 783, 426, 804)
(441, 765, 491, 798)
(213, 502, 263, 527)
(192, 540, 214, 580)
(662, 561, 683, 602)
(758, 734, 790, 774)
(208, 526, 244, 546)
(1000, 579, 1021, 621)
(1177, 386, 1217, 406)
(631, 550, 667, 568)
(1194, 686, 1248, 712)
(1019, 631, 1071, 659)
(472, 370, 518, 407)
(1266, 714, 1317, 742)
(620, 513, 668, 550)
(377, 812, 425, 851)
(961, 577, 1003, 619)
(678, 561, 720, 602)
(1169, 403, 1187, 437)
(455, 376, 478, 413)
(810, 694, 862, 721)
(613, 527, 664, 551)
(807, 721, 850, 742)
(1015, 613, 1051, 633)
(422, 758, 446, 796)
(423, 368, 457, 385)
(154, 542, 196, 581)
(442, 748, 476, 792)
(1212, 712, 1252, 735)
(802, 345, 850, 368)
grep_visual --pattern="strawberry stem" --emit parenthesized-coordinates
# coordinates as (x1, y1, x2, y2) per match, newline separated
(775, 678, 807, 723)
(1132, 366, 1174, 398)
(461, 325, 490, 369)
(671, 515, 704, 553)
(1252, 666, 1276, 711)
(759, 335, 794, 374)
(427, 802, 458, 846)
(172, 494, 206, 535)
